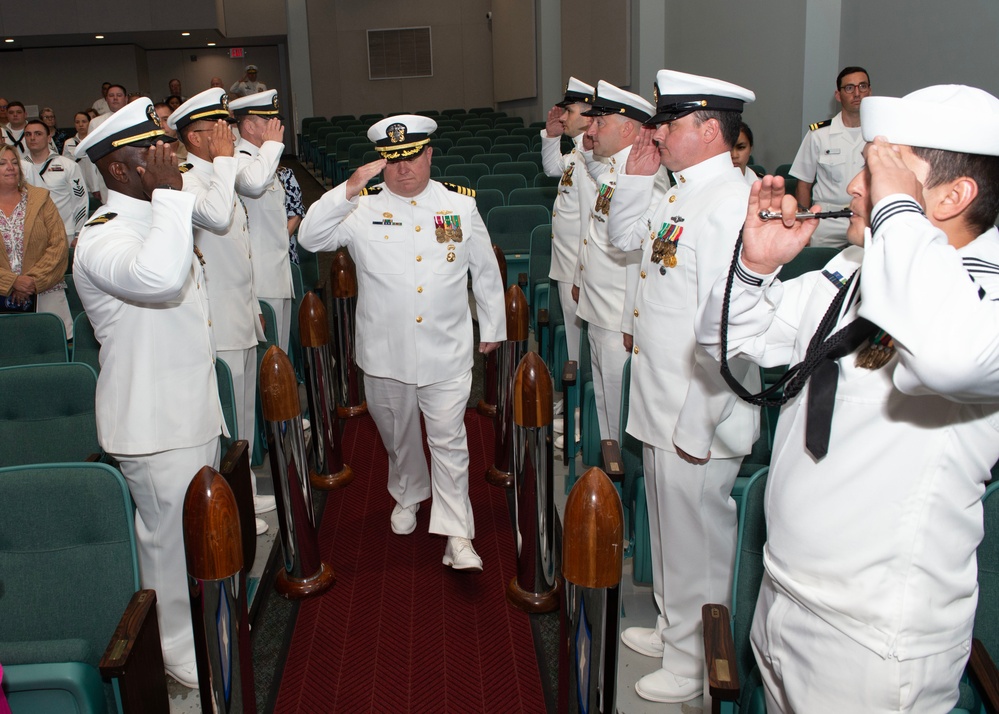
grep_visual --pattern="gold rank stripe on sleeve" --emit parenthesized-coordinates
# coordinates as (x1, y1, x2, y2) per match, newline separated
(809, 119, 832, 131)
(442, 182, 476, 198)
(84, 212, 118, 226)
(359, 186, 384, 197)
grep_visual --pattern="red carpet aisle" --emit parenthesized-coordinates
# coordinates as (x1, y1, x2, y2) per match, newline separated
(274, 411, 547, 713)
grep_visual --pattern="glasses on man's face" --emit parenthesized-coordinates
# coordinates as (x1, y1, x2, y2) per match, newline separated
(839, 82, 871, 95)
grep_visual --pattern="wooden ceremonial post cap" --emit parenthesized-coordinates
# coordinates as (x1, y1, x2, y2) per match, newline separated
(260, 346, 301, 422)
(184, 466, 243, 580)
(562, 467, 624, 589)
(298, 291, 330, 348)
(330, 248, 358, 299)
(513, 352, 553, 429)
(505, 284, 529, 341)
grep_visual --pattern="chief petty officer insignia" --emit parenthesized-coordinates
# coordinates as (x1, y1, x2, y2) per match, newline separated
(434, 212, 463, 243)
(594, 183, 615, 216)
(809, 118, 832, 131)
(650, 222, 682, 272)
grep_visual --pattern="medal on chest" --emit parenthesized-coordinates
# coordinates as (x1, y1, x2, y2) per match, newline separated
(594, 183, 615, 215)
(434, 212, 463, 243)
(446, 244, 456, 263)
(560, 163, 575, 187)
(855, 328, 895, 370)
(650, 222, 683, 273)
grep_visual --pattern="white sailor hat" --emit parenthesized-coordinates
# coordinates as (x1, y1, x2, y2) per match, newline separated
(74, 97, 175, 162)
(168, 88, 236, 132)
(651, 69, 755, 124)
(229, 90, 282, 119)
(245, 65, 259, 73)
(367, 115, 438, 161)
(556, 77, 595, 108)
(861, 85, 999, 156)
(582, 81, 654, 123)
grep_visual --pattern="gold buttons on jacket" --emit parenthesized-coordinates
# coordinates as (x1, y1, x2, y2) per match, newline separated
(633, 346, 639, 354)
(583, 239, 588, 245)
(416, 316, 423, 323)
(669, 195, 677, 203)
(415, 226, 421, 232)
(640, 270, 647, 279)
(417, 286, 423, 293)
(634, 309, 639, 317)
(384, 235, 389, 240)
(410, 200, 417, 206)
(208, 319, 212, 326)
(416, 255, 423, 262)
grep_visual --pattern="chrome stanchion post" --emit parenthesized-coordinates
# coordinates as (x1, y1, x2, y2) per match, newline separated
(330, 248, 367, 418)
(183, 466, 256, 712)
(477, 246, 507, 419)
(506, 351, 561, 613)
(486, 284, 528, 489)
(260, 345, 336, 599)
(299, 291, 354, 491)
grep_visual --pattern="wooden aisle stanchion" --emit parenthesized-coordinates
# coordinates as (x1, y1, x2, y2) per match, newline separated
(299, 291, 354, 490)
(329, 248, 367, 418)
(560, 466, 625, 714)
(260, 345, 335, 599)
(506, 351, 561, 613)
(183, 466, 256, 713)
(486, 283, 528, 489)
(477, 245, 508, 418)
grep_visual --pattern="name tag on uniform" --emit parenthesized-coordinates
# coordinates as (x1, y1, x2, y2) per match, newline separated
(48, 164, 64, 172)
(823, 149, 842, 155)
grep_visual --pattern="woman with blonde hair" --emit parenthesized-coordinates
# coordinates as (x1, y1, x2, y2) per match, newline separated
(0, 144, 71, 335)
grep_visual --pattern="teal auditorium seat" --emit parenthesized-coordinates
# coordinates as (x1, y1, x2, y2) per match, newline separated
(444, 163, 490, 187)
(0, 362, 101, 467)
(492, 161, 540, 183)
(0, 313, 68, 367)
(478, 173, 528, 198)
(64, 273, 85, 320)
(0, 462, 167, 713)
(528, 223, 551, 322)
(474, 189, 504, 221)
(508, 186, 557, 212)
(253, 300, 279, 467)
(472, 152, 516, 171)
(486, 205, 550, 289)
(71, 312, 101, 374)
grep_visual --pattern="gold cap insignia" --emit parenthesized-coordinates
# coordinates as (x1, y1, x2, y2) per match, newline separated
(221, 93, 230, 110)
(387, 123, 407, 144)
(147, 103, 161, 127)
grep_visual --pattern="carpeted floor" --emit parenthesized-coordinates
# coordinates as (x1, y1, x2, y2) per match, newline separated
(273, 410, 547, 713)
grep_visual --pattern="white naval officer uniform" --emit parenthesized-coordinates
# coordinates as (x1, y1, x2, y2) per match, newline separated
(608, 150, 760, 682)
(541, 130, 596, 364)
(297, 179, 506, 537)
(234, 137, 293, 351)
(229, 80, 267, 98)
(789, 112, 865, 248)
(73, 188, 226, 671)
(696, 197, 999, 712)
(182, 153, 265, 459)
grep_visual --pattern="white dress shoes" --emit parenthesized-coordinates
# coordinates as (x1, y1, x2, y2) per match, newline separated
(635, 668, 702, 703)
(253, 494, 276, 515)
(165, 661, 199, 689)
(442, 536, 483, 572)
(255, 517, 268, 536)
(390, 502, 419, 535)
(621, 626, 665, 658)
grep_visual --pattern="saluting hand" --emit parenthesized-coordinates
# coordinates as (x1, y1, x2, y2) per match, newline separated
(260, 118, 285, 145)
(739, 175, 817, 276)
(624, 125, 660, 176)
(867, 136, 924, 209)
(545, 106, 564, 137)
(138, 141, 182, 195)
(345, 159, 387, 199)
(207, 119, 235, 159)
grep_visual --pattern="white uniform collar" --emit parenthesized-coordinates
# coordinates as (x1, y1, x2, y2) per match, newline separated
(671, 151, 740, 188)
(186, 153, 215, 174)
(104, 190, 154, 220)
(236, 138, 259, 157)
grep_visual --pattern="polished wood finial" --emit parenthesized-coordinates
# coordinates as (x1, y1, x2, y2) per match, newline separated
(330, 248, 358, 298)
(513, 351, 553, 429)
(184, 466, 242, 580)
(562, 466, 624, 589)
(505, 284, 529, 342)
(298, 292, 330, 348)
(259, 345, 301, 421)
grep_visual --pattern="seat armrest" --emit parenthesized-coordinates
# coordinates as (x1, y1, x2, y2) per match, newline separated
(600, 440, 624, 482)
(99, 589, 170, 713)
(702, 603, 740, 709)
(969, 637, 999, 714)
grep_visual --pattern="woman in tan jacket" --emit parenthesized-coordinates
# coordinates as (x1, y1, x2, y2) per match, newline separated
(0, 143, 70, 336)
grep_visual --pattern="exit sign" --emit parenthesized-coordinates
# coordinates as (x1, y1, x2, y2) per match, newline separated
(230, 48, 244, 59)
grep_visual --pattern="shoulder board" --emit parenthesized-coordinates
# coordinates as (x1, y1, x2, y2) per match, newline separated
(809, 119, 832, 131)
(238, 150, 252, 156)
(178, 163, 193, 173)
(84, 212, 118, 227)
(442, 182, 476, 198)
(359, 186, 383, 197)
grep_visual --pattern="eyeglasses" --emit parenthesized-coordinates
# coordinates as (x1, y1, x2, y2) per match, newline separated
(839, 82, 871, 94)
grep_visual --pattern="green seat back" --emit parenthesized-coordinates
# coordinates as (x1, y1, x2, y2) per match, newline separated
(493, 161, 539, 183)
(732, 467, 769, 707)
(494, 135, 530, 150)
(474, 189, 505, 220)
(471, 152, 513, 171)
(0, 363, 100, 467)
(64, 273, 85, 319)
(447, 146, 482, 163)
(70, 312, 101, 374)
(455, 136, 491, 152)
(432, 154, 465, 172)
(444, 162, 490, 186)
(517, 151, 544, 169)
(478, 173, 528, 198)
(776, 246, 841, 281)
(486, 205, 550, 254)
(474, 128, 508, 142)
(0, 313, 68, 367)
(975, 481, 999, 660)
(534, 173, 561, 188)
(216, 356, 238, 451)
(508, 186, 557, 212)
